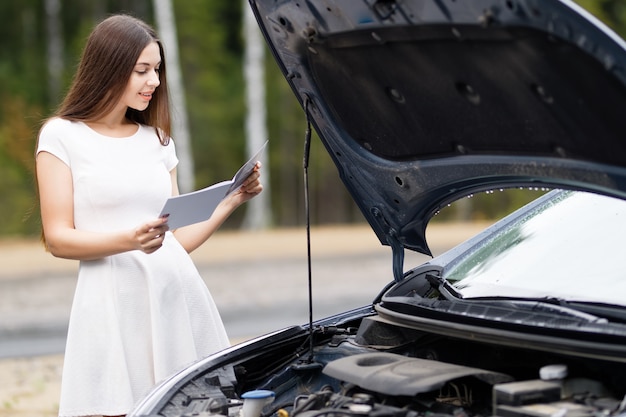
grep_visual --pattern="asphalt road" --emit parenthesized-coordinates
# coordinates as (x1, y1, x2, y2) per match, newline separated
(0, 222, 490, 358)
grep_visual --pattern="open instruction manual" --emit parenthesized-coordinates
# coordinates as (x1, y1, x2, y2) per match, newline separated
(160, 140, 268, 229)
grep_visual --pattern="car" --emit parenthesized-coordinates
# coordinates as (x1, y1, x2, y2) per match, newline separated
(130, 1, 626, 417)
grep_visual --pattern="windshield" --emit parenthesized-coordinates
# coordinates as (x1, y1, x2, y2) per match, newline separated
(443, 190, 626, 306)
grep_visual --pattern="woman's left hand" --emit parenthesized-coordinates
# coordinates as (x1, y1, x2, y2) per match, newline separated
(226, 162, 263, 207)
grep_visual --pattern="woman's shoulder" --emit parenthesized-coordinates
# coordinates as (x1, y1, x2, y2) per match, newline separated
(136, 123, 158, 136)
(36, 118, 81, 161)
(137, 124, 175, 147)
(40, 117, 81, 136)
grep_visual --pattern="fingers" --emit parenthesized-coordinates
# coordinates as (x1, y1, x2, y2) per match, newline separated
(134, 217, 170, 254)
(244, 181, 264, 195)
(240, 163, 263, 194)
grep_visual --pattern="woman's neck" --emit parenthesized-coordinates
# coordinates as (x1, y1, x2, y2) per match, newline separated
(86, 114, 138, 138)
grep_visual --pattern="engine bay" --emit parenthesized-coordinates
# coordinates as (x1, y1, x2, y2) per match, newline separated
(157, 314, 626, 417)
(286, 351, 620, 417)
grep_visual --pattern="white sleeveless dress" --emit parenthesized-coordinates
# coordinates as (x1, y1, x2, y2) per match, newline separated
(37, 118, 230, 417)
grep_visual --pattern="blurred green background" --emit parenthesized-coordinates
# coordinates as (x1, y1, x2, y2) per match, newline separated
(0, 0, 624, 237)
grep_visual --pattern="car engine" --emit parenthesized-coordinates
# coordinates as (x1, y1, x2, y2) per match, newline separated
(285, 352, 621, 417)
(159, 317, 626, 417)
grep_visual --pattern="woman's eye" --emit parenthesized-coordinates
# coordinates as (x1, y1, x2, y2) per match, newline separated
(135, 67, 159, 75)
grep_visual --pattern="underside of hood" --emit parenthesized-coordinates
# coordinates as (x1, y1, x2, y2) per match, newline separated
(248, 0, 626, 260)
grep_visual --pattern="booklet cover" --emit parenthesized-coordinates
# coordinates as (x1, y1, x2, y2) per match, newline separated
(160, 141, 268, 229)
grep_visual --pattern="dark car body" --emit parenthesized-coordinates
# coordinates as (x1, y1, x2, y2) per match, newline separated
(130, 1, 626, 417)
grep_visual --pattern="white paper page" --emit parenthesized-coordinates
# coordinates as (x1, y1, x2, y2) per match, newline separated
(226, 140, 268, 195)
(160, 181, 231, 229)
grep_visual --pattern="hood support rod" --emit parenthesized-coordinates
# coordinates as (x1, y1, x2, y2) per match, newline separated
(291, 96, 323, 372)
(303, 97, 315, 364)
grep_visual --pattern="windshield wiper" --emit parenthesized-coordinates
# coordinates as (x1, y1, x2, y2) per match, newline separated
(557, 300, 626, 324)
(424, 274, 609, 324)
(507, 299, 609, 324)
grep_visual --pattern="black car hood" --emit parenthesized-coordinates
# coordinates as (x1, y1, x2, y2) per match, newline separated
(249, 0, 626, 260)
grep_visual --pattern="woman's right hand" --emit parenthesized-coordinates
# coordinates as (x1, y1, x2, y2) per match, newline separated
(132, 217, 170, 254)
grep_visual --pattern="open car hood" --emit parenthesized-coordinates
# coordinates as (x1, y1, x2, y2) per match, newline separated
(249, 0, 626, 260)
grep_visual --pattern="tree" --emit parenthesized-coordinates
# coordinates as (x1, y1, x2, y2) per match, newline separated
(153, 0, 194, 193)
(241, 0, 271, 229)
(44, 0, 63, 104)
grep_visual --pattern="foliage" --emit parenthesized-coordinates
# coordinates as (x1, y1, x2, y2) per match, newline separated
(0, 95, 41, 235)
(174, 0, 247, 189)
(574, 0, 626, 37)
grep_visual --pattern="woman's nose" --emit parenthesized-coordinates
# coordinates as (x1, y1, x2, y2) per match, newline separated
(148, 70, 160, 87)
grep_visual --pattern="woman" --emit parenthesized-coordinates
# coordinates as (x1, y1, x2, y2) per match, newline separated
(35, 14, 263, 417)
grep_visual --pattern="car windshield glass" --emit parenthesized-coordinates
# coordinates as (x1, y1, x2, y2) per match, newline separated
(442, 190, 626, 307)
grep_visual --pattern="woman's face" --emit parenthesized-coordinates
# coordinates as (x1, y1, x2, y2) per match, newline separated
(121, 41, 161, 112)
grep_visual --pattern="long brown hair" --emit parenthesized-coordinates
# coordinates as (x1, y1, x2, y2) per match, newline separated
(56, 14, 171, 144)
